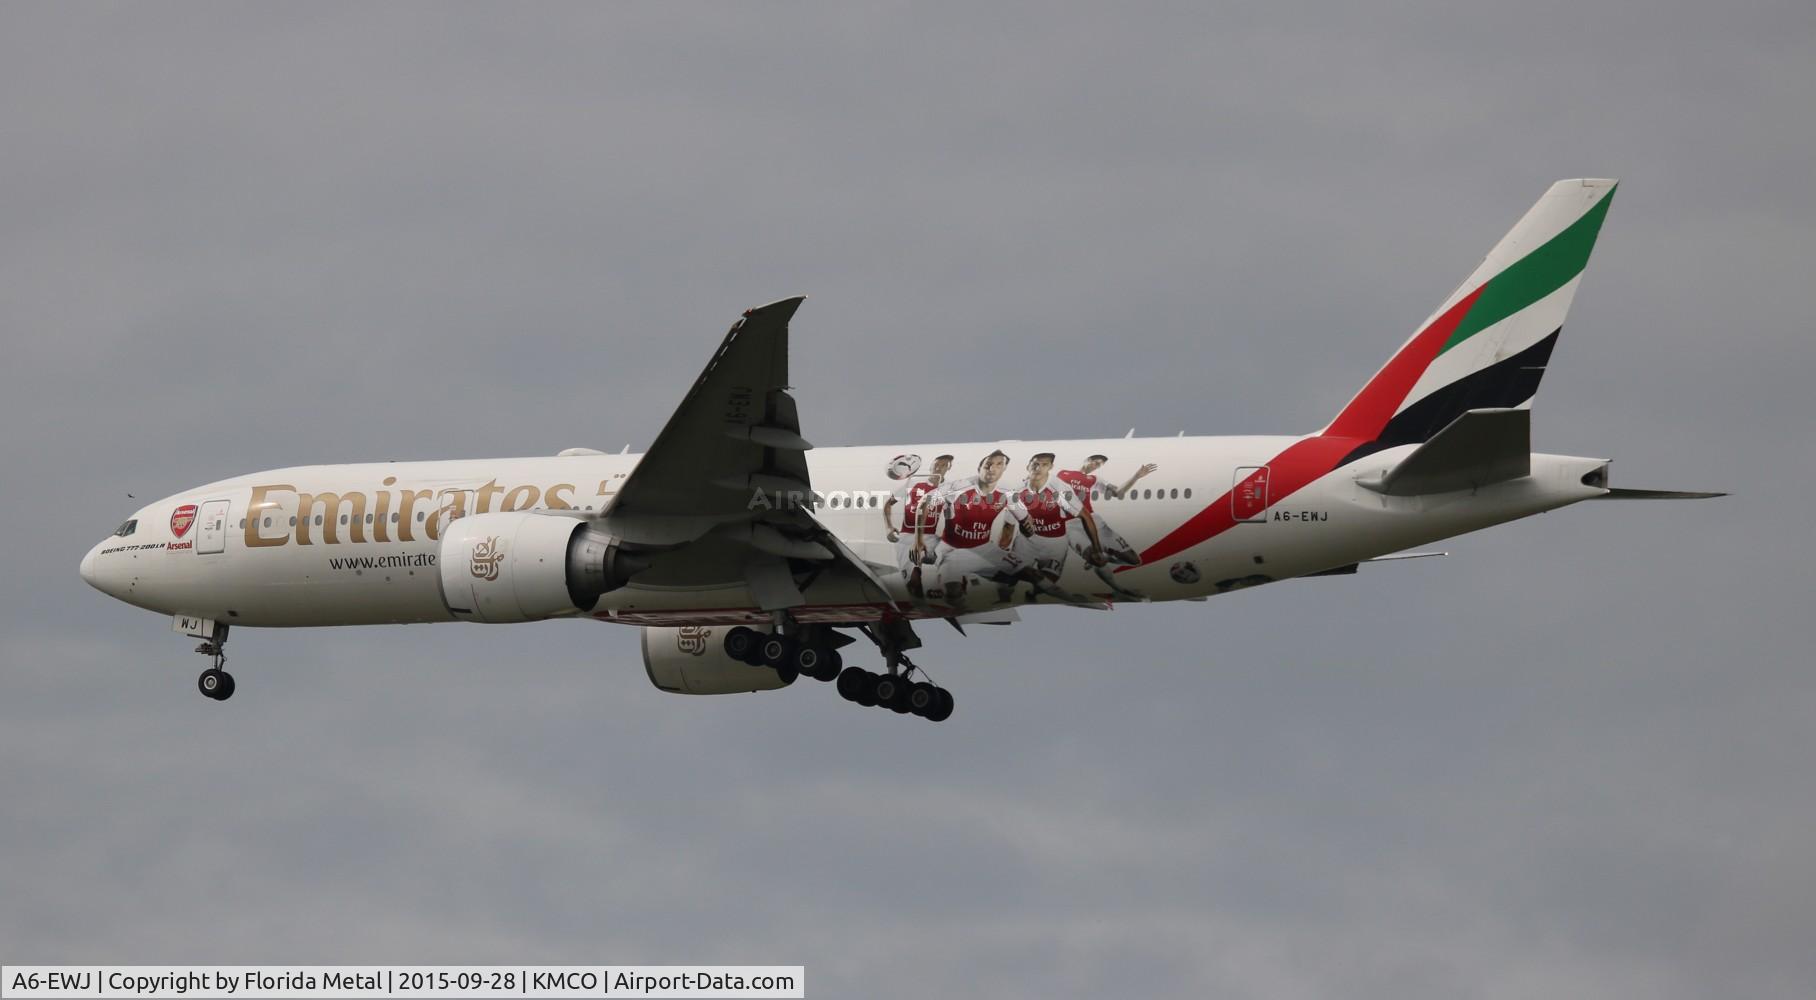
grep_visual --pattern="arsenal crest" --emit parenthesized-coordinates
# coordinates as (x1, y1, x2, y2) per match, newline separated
(169, 504, 197, 539)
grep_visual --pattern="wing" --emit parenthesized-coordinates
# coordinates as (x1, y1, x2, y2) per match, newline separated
(600, 297, 897, 611)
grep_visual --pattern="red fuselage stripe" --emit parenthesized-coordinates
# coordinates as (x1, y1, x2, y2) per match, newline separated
(1131, 287, 1484, 568)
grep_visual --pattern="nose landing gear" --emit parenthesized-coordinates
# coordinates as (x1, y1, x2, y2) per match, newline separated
(194, 625, 235, 701)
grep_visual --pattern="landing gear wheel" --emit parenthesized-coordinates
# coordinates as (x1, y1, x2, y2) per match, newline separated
(760, 634, 796, 669)
(871, 673, 902, 706)
(723, 626, 760, 664)
(873, 674, 913, 714)
(807, 648, 842, 682)
(198, 669, 234, 701)
(926, 687, 954, 722)
(792, 643, 833, 681)
(908, 681, 939, 717)
(850, 669, 880, 707)
(836, 666, 867, 702)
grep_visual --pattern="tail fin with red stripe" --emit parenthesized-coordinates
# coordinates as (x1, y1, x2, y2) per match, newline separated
(1323, 179, 1617, 447)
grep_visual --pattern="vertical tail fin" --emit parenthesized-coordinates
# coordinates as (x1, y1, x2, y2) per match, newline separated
(1323, 179, 1617, 447)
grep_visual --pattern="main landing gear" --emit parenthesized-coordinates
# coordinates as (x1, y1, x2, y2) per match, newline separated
(834, 666, 953, 722)
(722, 620, 953, 722)
(195, 625, 235, 702)
(722, 624, 845, 685)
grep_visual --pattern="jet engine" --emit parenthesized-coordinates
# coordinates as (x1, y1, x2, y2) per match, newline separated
(438, 512, 644, 623)
(642, 626, 792, 695)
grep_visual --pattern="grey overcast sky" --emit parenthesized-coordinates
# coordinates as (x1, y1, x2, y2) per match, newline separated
(3, 3, 1813, 997)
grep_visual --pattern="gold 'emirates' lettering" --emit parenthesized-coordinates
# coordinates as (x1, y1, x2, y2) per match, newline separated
(245, 484, 292, 548)
(395, 488, 432, 541)
(476, 479, 505, 514)
(297, 490, 368, 544)
(242, 481, 593, 548)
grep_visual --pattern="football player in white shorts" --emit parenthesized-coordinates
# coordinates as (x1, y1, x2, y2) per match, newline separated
(883, 454, 951, 598)
(1001, 453, 1091, 603)
(1057, 455, 1157, 600)
(917, 450, 1026, 607)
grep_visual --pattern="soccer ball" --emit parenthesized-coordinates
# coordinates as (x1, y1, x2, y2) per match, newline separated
(885, 454, 922, 480)
(1169, 561, 1201, 585)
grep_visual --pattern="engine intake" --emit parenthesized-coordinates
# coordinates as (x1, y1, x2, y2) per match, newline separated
(438, 512, 642, 623)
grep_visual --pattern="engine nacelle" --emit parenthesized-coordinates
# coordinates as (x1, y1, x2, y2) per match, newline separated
(438, 512, 642, 623)
(642, 626, 792, 695)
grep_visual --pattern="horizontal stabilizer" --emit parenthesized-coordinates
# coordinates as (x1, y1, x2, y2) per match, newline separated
(1364, 408, 1530, 496)
(1591, 488, 1728, 500)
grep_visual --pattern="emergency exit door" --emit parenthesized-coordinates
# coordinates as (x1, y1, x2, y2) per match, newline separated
(195, 500, 230, 554)
(1232, 466, 1270, 523)
(432, 489, 475, 537)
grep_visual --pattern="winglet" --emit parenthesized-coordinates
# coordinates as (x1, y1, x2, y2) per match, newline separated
(742, 295, 808, 320)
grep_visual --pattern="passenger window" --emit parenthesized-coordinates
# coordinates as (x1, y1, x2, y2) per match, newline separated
(1170, 489, 1178, 499)
(1184, 488, 1193, 499)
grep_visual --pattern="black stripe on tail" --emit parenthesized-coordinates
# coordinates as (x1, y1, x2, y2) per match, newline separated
(1341, 328, 1560, 467)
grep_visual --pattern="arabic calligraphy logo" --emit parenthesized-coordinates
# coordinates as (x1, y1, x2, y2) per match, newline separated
(676, 626, 712, 656)
(469, 536, 504, 581)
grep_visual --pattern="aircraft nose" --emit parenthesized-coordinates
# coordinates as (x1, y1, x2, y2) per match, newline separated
(80, 542, 101, 590)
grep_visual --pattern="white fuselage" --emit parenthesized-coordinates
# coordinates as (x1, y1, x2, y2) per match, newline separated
(80, 434, 1609, 630)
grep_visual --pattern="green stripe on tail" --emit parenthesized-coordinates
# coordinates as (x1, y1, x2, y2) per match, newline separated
(1440, 184, 1616, 354)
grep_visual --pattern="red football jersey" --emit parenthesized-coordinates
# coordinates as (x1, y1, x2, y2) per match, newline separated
(897, 480, 941, 533)
(1011, 483, 1081, 538)
(1056, 469, 1098, 515)
(939, 487, 1008, 548)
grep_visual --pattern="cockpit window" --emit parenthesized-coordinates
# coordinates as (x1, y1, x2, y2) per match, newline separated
(113, 519, 138, 537)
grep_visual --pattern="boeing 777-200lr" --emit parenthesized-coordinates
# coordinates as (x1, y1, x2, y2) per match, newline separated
(81, 179, 1720, 720)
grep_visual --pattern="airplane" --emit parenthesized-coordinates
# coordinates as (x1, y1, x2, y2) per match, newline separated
(80, 178, 1720, 719)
